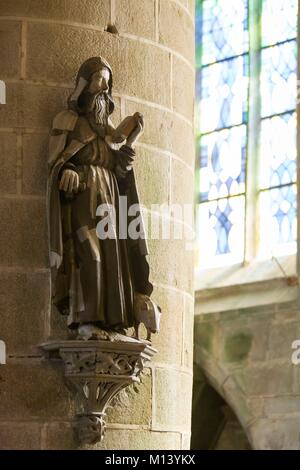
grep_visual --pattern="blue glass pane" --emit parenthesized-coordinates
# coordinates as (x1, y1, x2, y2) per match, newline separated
(200, 125, 246, 201)
(202, 0, 248, 65)
(262, 0, 298, 47)
(261, 41, 297, 117)
(198, 196, 245, 268)
(195, 0, 203, 68)
(201, 55, 248, 133)
(259, 185, 297, 257)
(260, 113, 296, 189)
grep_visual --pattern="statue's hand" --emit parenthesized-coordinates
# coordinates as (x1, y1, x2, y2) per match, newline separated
(126, 114, 144, 148)
(59, 169, 79, 193)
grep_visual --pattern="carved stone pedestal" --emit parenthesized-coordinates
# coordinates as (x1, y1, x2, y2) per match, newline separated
(40, 340, 156, 444)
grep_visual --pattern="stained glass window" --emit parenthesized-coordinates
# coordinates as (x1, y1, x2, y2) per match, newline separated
(258, 0, 298, 259)
(261, 0, 298, 47)
(261, 41, 297, 117)
(200, 56, 249, 133)
(201, 0, 249, 65)
(196, 0, 298, 269)
(200, 125, 247, 201)
(197, 196, 245, 267)
(260, 113, 297, 189)
(259, 185, 297, 257)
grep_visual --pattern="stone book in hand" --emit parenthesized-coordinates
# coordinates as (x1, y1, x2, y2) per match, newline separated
(111, 112, 143, 143)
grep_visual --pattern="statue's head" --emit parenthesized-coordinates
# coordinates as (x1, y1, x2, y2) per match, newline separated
(68, 57, 114, 119)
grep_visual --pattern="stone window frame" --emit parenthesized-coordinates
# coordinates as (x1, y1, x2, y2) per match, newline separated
(195, 0, 300, 313)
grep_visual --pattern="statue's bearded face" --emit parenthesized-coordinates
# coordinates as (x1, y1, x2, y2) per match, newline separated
(88, 68, 110, 95)
(88, 68, 110, 124)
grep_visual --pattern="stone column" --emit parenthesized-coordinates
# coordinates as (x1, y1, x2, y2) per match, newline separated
(0, 0, 195, 450)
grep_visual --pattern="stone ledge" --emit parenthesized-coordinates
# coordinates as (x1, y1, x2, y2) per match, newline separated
(40, 339, 157, 445)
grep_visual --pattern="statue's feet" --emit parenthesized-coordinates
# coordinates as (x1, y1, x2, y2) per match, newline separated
(77, 324, 110, 341)
(77, 324, 141, 343)
(106, 329, 141, 343)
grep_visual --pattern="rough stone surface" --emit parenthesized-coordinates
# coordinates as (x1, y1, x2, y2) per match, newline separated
(0, 360, 74, 419)
(247, 320, 270, 362)
(0, 271, 49, 354)
(171, 158, 194, 206)
(42, 422, 76, 450)
(0, 20, 21, 79)
(22, 133, 48, 195)
(49, 305, 70, 340)
(44, 422, 181, 450)
(0, 133, 17, 194)
(0, 0, 110, 27)
(0, 422, 42, 450)
(172, 56, 195, 120)
(106, 369, 152, 426)
(151, 286, 184, 366)
(268, 321, 300, 360)
(148, 229, 194, 293)
(153, 368, 192, 431)
(264, 396, 300, 415)
(224, 332, 253, 363)
(194, 320, 215, 355)
(0, 83, 70, 129)
(183, 295, 194, 368)
(249, 418, 300, 450)
(235, 363, 294, 397)
(221, 376, 253, 428)
(194, 304, 300, 449)
(27, 23, 171, 107)
(158, 0, 195, 64)
(134, 146, 170, 208)
(115, 0, 156, 40)
(125, 100, 195, 166)
(0, 198, 48, 268)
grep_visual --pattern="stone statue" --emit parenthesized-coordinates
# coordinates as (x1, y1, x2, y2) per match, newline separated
(47, 56, 160, 342)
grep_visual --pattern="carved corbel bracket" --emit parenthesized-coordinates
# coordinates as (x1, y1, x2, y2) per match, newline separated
(40, 340, 156, 444)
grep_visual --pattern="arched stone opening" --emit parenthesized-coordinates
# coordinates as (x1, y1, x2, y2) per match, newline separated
(191, 367, 252, 450)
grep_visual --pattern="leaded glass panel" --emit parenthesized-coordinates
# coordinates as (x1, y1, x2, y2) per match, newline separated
(260, 112, 296, 189)
(202, 0, 249, 65)
(261, 40, 297, 117)
(200, 125, 246, 201)
(196, 0, 298, 268)
(262, 0, 298, 47)
(259, 185, 297, 258)
(201, 55, 248, 133)
(197, 196, 245, 267)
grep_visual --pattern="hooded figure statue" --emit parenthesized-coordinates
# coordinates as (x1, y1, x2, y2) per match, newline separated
(47, 57, 154, 341)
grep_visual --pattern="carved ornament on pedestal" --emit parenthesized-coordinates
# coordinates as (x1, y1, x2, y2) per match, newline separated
(40, 339, 156, 445)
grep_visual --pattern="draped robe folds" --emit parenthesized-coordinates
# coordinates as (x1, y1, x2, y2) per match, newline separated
(47, 110, 153, 329)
